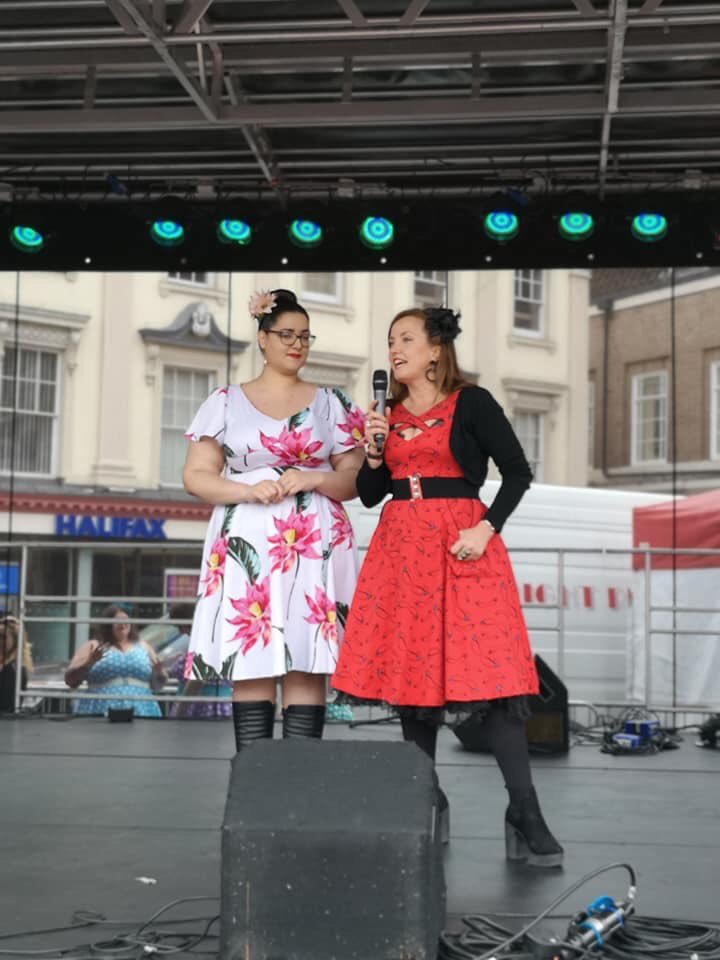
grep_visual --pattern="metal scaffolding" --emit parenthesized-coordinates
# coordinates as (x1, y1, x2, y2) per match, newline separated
(0, 0, 719, 200)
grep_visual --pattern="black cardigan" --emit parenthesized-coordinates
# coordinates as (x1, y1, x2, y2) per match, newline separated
(356, 385, 533, 533)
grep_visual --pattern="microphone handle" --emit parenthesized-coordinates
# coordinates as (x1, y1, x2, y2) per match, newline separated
(373, 390, 387, 453)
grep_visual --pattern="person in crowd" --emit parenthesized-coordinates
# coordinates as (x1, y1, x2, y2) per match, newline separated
(163, 602, 233, 719)
(0, 615, 32, 713)
(65, 604, 165, 718)
(182, 288, 364, 750)
(332, 306, 563, 868)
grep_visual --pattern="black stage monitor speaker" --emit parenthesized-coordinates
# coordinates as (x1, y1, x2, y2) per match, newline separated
(453, 655, 569, 755)
(221, 740, 446, 960)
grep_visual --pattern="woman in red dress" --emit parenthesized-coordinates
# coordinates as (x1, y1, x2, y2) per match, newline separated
(332, 306, 562, 868)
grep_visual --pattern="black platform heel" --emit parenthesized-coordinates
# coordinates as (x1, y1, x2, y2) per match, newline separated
(505, 787, 563, 868)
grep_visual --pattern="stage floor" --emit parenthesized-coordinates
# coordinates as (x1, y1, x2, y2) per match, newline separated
(1, 715, 718, 955)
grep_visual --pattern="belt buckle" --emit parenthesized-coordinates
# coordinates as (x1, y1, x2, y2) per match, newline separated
(408, 473, 423, 500)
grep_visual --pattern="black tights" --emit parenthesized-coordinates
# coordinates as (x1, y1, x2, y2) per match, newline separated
(400, 706, 533, 795)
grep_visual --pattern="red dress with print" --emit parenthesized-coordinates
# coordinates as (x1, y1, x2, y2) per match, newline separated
(332, 391, 538, 708)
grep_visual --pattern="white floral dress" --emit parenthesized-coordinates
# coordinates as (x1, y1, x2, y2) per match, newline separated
(184, 385, 364, 683)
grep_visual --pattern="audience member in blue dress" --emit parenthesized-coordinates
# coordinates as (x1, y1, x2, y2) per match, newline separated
(65, 605, 166, 718)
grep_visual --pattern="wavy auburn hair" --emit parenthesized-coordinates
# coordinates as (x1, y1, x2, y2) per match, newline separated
(388, 308, 469, 403)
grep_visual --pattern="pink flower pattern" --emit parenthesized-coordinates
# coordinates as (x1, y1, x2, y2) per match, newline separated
(227, 578, 272, 656)
(330, 500, 353, 550)
(337, 407, 366, 448)
(260, 425, 324, 468)
(268, 509, 322, 573)
(183, 652, 195, 679)
(304, 586, 338, 643)
(200, 535, 227, 597)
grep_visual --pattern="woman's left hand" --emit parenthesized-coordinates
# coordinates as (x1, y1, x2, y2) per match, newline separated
(277, 468, 322, 498)
(449, 522, 494, 562)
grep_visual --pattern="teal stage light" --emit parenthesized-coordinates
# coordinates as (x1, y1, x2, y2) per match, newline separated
(217, 219, 252, 245)
(631, 213, 668, 243)
(150, 219, 184, 246)
(559, 212, 594, 241)
(359, 216, 395, 250)
(289, 219, 323, 248)
(484, 211, 519, 241)
(10, 225, 45, 253)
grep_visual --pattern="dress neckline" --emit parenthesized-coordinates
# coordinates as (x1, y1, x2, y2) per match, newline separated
(237, 384, 320, 423)
(398, 390, 457, 421)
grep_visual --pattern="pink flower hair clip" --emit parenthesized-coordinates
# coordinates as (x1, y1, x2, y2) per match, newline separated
(248, 290, 277, 320)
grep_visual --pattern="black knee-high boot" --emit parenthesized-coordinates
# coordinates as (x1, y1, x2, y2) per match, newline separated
(282, 704, 325, 739)
(483, 705, 563, 867)
(232, 700, 275, 752)
(400, 714, 449, 845)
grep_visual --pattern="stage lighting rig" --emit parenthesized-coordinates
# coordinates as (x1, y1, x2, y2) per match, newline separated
(217, 219, 252, 246)
(359, 216, 395, 250)
(289, 218, 324, 248)
(631, 213, 668, 243)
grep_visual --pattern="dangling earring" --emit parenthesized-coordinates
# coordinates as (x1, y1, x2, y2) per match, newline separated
(425, 359, 438, 383)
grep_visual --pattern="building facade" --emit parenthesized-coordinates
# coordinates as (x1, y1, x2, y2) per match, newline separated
(0, 267, 589, 664)
(588, 267, 720, 494)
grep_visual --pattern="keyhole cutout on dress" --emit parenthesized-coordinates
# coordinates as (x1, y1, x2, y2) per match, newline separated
(391, 418, 445, 442)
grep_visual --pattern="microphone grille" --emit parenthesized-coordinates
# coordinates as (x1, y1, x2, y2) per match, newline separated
(372, 369, 388, 391)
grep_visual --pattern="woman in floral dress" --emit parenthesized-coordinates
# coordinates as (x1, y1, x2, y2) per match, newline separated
(182, 289, 364, 749)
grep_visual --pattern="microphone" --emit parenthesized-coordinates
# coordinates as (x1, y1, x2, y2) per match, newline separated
(372, 369, 389, 453)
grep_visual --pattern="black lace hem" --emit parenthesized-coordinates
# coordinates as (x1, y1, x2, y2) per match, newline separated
(331, 692, 531, 728)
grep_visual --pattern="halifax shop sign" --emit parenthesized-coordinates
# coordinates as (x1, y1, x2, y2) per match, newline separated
(55, 514, 167, 540)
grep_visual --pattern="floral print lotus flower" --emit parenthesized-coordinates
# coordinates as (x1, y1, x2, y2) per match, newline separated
(337, 407, 366, 448)
(330, 500, 353, 551)
(248, 290, 276, 319)
(227, 578, 272, 656)
(200, 535, 228, 597)
(268, 509, 322, 573)
(260, 425, 323, 468)
(304, 586, 338, 643)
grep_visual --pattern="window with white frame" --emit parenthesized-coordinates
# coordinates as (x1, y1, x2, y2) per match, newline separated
(0, 347, 59, 476)
(161, 367, 215, 485)
(414, 271, 448, 308)
(711, 361, 720, 460)
(513, 270, 544, 334)
(631, 371, 667, 464)
(300, 273, 342, 303)
(588, 379, 595, 468)
(514, 411, 544, 482)
(168, 271, 209, 285)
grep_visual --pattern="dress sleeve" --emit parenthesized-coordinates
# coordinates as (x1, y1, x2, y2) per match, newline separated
(471, 389, 533, 533)
(327, 387, 366, 456)
(185, 387, 228, 445)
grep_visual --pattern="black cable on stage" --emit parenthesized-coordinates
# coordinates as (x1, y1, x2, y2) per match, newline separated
(439, 861, 637, 960)
(0, 896, 220, 959)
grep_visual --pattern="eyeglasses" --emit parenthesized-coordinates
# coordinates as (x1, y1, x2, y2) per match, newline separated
(268, 329, 316, 348)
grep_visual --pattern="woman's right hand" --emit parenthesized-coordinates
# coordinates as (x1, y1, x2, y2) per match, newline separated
(364, 400, 390, 465)
(88, 640, 107, 665)
(246, 479, 283, 504)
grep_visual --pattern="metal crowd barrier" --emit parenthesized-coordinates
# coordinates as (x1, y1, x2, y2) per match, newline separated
(2, 539, 718, 716)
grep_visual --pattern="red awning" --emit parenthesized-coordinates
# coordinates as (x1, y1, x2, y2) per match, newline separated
(632, 489, 720, 570)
